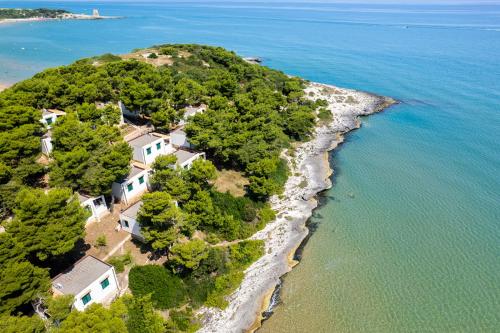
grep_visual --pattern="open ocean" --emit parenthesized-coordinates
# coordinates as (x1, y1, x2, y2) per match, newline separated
(1, 1, 499, 332)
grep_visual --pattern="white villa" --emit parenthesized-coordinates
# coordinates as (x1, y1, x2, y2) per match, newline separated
(127, 133, 175, 166)
(119, 200, 144, 241)
(112, 164, 149, 204)
(175, 149, 205, 169)
(40, 109, 66, 129)
(51, 256, 119, 311)
(78, 193, 108, 224)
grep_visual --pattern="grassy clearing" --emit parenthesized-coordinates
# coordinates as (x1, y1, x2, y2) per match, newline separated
(213, 169, 249, 197)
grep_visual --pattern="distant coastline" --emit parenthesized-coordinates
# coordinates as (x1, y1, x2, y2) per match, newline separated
(0, 8, 121, 25)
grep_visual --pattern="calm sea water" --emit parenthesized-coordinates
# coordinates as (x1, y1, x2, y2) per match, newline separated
(1, 2, 499, 332)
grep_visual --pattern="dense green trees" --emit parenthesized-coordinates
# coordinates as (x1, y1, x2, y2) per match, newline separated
(0, 314, 45, 333)
(7, 188, 87, 261)
(124, 294, 165, 333)
(170, 239, 209, 271)
(57, 301, 128, 333)
(0, 260, 50, 315)
(138, 191, 182, 252)
(0, 44, 322, 199)
(49, 114, 131, 195)
(129, 265, 187, 309)
(0, 44, 326, 331)
(46, 294, 74, 326)
(0, 188, 86, 315)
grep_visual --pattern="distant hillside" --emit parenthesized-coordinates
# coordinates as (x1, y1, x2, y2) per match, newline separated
(0, 8, 69, 20)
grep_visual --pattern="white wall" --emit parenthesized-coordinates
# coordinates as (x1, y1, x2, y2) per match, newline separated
(131, 138, 170, 165)
(112, 170, 149, 204)
(132, 145, 144, 164)
(180, 152, 206, 170)
(81, 196, 108, 224)
(41, 114, 57, 128)
(73, 267, 118, 311)
(119, 215, 144, 241)
(142, 138, 165, 165)
(171, 131, 192, 149)
(41, 136, 53, 155)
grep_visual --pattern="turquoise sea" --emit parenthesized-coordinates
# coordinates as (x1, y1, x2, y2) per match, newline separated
(1, 2, 499, 332)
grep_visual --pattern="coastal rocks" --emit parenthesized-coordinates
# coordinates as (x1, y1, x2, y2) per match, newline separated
(197, 82, 396, 333)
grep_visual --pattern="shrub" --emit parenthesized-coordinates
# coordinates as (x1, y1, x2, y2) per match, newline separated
(129, 265, 187, 309)
(165, 307, 200, 333)
(211, 190, 262, 222)
(318, 107, 332, 121)
(107, 251, 133, 273)
(203, 241, 264, 309)
(95, 235, 107, 248)
(148, 53, 158, 59)
(269, 158, 289, 193)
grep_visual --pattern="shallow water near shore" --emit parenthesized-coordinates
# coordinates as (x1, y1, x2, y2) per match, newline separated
(1, 2, 499, 332)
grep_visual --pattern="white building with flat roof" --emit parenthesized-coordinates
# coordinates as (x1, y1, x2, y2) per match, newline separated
(112, 165, 149, 204)
(119, 200, 144, 241)
(174, 149, 205, 169)
(51, 256, 119, 311)
(127, 133, 175, 166)
(78, 193, 108, 224)
(40, 109, 66, 129)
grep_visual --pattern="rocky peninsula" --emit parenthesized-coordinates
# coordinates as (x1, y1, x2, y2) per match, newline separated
(198, 82, 396, 332)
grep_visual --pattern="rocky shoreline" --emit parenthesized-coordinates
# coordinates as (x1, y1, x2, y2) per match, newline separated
(197, 82, 396, 333)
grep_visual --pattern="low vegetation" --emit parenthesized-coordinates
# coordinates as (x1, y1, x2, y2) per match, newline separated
(129, 265, 187, 309)
(107, 251, 133, 273)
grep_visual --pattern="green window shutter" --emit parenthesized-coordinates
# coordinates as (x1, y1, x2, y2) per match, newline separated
(46, 117, 53, 125)
(139, 176, 144, 184)
(127, 183, 134, 192)
(146, 147, 152, 155)
(100, 277, 110, 289)
(156, 142, 161, 150)
(81, 292, 92, 305)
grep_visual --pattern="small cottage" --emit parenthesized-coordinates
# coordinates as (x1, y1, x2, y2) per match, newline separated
(51, 256, 119, 311)
(174, 149, 206, 169)
(40, 109, 66, 129)
(119, 200, 144, 241)
(78, 193, 108, 224)
(127, 133, 175, 166)
(112, 165, 149, 204)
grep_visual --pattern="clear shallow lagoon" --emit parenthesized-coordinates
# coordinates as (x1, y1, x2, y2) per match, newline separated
(1, 2, 499, 332)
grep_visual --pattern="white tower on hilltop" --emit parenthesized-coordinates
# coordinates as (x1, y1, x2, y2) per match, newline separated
(92, 9, 100, 17)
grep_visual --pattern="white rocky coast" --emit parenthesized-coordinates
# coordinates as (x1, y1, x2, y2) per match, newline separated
(197, 82, 396, 333)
